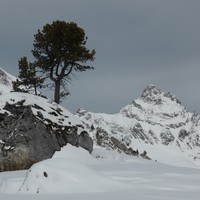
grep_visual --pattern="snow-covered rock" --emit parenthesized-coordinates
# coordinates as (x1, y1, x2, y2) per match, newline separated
(76, 85, 200, 168)
(0, 68, 93, 171)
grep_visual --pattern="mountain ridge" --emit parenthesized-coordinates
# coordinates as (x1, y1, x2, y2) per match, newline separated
(76, 84, 200, 168)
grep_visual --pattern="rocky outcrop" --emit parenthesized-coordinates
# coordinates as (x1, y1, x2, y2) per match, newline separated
(78, 131, 93, 154)
(76, 85, 200, 166)
(93, 127, 140, 157)
(0, 100, 93, 172)
(160, 129, 175, 145)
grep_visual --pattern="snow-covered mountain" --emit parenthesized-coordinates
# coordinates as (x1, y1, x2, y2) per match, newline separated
(77, 85, 200, 168)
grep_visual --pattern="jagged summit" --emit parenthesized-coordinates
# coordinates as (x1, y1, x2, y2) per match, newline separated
(141, 84, 161, 102)
(140, 84, 181, 105)
(77, 85, 200, 168)
(120, 85, 187, 124)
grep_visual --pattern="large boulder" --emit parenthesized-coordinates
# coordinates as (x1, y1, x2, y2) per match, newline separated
(78, 131, 93, 154)
(0, 97, 93, 172)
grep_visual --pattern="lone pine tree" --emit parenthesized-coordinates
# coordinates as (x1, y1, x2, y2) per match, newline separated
(32, 20, 95, 104)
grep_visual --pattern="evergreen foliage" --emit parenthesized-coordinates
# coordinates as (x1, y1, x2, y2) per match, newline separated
(13, 57, 43, 95)
(32, 20, 95, 104)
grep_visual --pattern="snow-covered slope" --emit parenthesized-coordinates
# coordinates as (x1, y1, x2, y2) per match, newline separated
(0, 68, 93, 171)
(0, 67, 82, 127)
(0, 146, 200, 200)
(0, 67, 16, 94)
(0, 92, 82, 127)
(77, 85, 200, 168)
(18, 145, 131, 194)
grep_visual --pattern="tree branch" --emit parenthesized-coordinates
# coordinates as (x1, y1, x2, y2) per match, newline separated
(64, 65, 73, 77)
(50, 66, 56, 82)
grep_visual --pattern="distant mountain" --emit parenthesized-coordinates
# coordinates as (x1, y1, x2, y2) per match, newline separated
(76, 85, 200, 168)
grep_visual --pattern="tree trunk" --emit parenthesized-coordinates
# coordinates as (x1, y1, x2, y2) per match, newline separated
(34, 84, 37, 95)
(54, 81, 61, 104)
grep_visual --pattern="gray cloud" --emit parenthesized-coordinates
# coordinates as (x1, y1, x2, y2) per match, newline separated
(1, 0, 200, 113)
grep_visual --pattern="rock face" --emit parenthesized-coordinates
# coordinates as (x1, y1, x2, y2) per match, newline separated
(0, 93, 93, 172)
(76, 85, 200, 167)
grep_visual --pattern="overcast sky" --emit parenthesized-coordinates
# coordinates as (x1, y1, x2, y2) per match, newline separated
(1, 0, 200, 114)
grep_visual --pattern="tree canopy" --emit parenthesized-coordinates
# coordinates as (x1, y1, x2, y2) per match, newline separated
(32, 20, 96, 104)
(13, 57, 43, 95)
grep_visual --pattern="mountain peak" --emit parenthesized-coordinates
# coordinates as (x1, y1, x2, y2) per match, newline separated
(140, 84, 181, 105)
(77, 85, 200, 168)
(141, 84, 161, 103)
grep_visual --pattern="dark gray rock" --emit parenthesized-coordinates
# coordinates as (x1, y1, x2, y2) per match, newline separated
(141, 84, 181, 105)
(178, 129, 190, 141)
(140, 151, 151, 160)
(131, 123, 153, 144)
(111, 137, 139, 156)
(78, 131, 93, 154)
(110, 136, 128, 152)
(160, 129, 175, 145)
(141, 85, 162, 104)
(0, 101, 93, 172)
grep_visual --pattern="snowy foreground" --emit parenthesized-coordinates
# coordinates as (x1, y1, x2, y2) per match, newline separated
(0, 145, 200, 200)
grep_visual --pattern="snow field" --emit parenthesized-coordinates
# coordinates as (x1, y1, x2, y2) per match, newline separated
(0, 145, 200, 199)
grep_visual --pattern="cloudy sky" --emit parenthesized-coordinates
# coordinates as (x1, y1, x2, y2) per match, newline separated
(1, 0, 200, 114)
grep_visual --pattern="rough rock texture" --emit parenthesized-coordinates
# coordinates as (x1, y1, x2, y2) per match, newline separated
(76, 85, 200, 166)
(0, 100, 93, 172)
(0, 67, 93, 172)
(93, 125, 139, 156)
(78, 131, 93, 154)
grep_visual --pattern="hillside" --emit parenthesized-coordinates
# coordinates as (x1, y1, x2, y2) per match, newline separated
(0, 67, 92, 171)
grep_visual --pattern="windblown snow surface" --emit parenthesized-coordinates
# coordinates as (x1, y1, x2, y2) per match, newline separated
(0, 145, 200, 200)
